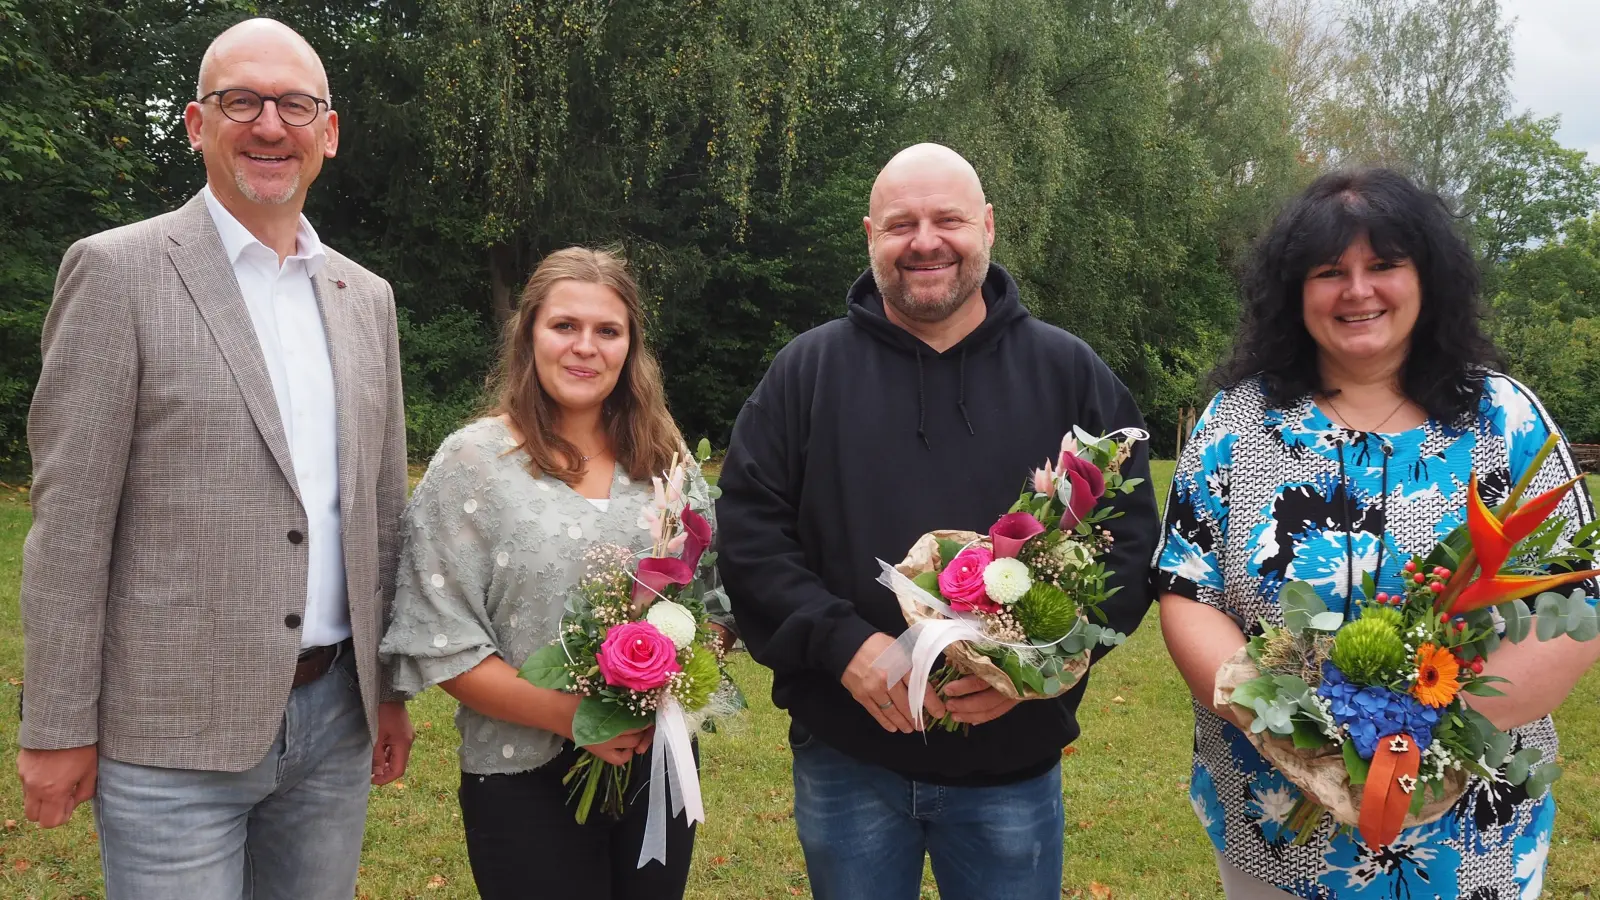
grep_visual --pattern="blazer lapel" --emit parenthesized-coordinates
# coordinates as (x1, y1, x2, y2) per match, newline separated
(312, 264, 361, 524)
(166, 193, 303, 504)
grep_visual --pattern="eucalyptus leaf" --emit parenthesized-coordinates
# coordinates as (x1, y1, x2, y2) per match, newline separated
(1042, 676, 1061, 696)
(1506, 747, 1544, 785)
(1280, 582, 1328, 635)
(1307, 611, 1345, 633)
(1535, 592, 1564, 641)
(1484, 730, 1514, 768)
(1498, 599, 1533, 643)
(1522, 761, 1562, 799)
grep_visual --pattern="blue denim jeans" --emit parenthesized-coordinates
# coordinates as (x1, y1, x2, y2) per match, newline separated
(93, 650, 372, 900)
(791, 731, 1065, 900)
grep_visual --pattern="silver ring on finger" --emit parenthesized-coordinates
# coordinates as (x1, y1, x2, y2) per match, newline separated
(876, 698, 895, 710)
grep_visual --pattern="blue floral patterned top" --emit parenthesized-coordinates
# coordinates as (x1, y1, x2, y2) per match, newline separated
(1153, 374, 1593, 899)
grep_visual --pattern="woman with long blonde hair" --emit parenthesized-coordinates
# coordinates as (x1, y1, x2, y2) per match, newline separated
(381, 248, 727, 899)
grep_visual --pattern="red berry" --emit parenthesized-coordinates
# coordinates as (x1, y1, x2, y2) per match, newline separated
(1404, 561, 1417, 573)
(1439, 613, 1450, 622)
(1429, 582, 1445, 594)
(1433, 566, 1451, 578)
(1414, 573, 1426, 584)
(1455, 620, 1466, 631)
(1375, 592, 1389, 604)
(1471, 660, 1484, 674)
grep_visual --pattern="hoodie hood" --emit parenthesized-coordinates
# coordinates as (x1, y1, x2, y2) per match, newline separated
(845, 263, 1031, 447)
(845, 263, 1030, 357)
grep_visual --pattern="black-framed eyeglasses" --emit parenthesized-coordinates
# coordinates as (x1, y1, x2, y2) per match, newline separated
(200, 88, 329, 127)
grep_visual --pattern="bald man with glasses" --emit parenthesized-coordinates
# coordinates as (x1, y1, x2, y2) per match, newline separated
(17, 18, 413, 899)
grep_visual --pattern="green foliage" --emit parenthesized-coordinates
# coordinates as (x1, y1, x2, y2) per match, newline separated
(518, 643, 575, 691)
(570, 695, 651, 747)
(1329, 615, 1407, 683)
(1467, 113, 1600, 267)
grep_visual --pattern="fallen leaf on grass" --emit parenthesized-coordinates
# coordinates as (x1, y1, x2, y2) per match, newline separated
(1089, 880, 1113, 899)
(1111, 696, 1125, 704)
(710, 856, 729, 866)
(1077, 820, 1094, 830)
(426, 874, 446, 889)
(13, 858, 31, 872)
(3, 819, 15, 830)
(1062, 746, 1078, 757)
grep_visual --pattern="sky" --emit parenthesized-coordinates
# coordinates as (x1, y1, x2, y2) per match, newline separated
(1503, 0, 1600, 160)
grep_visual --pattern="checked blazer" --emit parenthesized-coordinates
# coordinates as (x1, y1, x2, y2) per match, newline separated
(20, 191, 408, 771)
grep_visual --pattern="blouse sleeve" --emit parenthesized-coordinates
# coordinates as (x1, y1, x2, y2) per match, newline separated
(1493, 377, 1599, 603)
(379, 432, 501, 697)
(1152, 390, 1234, 609)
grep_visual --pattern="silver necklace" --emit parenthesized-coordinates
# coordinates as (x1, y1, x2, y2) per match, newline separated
(1323, 393, 1408, 433)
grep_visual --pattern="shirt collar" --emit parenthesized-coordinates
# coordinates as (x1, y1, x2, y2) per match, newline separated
(202, 185, 327, 276)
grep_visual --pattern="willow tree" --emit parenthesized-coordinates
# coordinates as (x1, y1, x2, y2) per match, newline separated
(422, 0, 844, 325)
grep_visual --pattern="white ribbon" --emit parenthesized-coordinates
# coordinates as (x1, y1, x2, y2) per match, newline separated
(869, 560, 1084, 731)
(637, 695, 704, 868)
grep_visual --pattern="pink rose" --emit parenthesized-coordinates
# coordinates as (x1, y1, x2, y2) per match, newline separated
(1057, 452, 1107, 530)
(938, 545, 999, 614)
(990, 512, 1045, 559)
(596, 621, 681, 691)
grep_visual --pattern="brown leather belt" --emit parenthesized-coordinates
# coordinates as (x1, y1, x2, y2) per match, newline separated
(292, 639, 350, 689)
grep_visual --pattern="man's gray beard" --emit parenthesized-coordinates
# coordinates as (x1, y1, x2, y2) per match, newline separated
(872, 246, 990, 325)
(236, 169, 299, 205)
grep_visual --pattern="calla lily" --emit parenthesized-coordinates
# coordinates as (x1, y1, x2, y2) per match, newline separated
(1056, 453, 1107, 530)
(631, 556, 695, 611)
(990, 512, 1045, 559)
(1448, 472, 1600, 614)
(680, 506, 713, 571)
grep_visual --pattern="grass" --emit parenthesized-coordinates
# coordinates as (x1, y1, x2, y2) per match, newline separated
(0, 468, 1596, 898)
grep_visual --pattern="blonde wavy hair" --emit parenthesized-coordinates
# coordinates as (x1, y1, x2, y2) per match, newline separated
(487, 247, 683, 484)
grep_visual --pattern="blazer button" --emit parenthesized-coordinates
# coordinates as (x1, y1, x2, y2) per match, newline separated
(287, 529, 304, 545)
(285, 613, 302, 629)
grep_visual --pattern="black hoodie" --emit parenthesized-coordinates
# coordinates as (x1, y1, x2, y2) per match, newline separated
(716, 264, 1158, 784)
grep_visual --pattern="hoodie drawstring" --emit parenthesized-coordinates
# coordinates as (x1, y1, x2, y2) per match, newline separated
(957, 347, 974, 436)
(915, 348, 930, 450)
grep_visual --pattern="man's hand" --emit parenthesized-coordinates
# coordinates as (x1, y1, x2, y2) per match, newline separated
(17, 745, 98, 828)
(371, 701, 415, 785)
(841, 632, 946, 733)
(942, 675, 1021, 727)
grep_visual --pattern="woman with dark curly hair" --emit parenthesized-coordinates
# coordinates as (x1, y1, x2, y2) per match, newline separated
(1152, 169, 1600, 898)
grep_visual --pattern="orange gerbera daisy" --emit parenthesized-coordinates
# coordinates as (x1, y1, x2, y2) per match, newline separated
(1412, 643, 1461, 707)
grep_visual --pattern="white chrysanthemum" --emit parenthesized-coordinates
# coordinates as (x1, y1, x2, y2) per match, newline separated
(982, 558, 1032, 606)
(1049, 540, 1094, 571)
(645, 600, 698, 649)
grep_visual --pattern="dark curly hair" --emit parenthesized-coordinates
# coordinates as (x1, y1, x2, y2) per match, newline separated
(1213, 168, 1500, 424)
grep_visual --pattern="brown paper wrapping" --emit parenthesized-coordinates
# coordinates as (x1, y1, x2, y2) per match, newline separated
(889, 530, 1091, 702)
(1213, 645, 1466, 829)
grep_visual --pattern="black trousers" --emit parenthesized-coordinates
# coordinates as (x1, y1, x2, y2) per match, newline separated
(458, 743, 696, 900)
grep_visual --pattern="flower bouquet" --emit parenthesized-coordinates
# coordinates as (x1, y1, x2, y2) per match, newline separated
(873, 427, 1147, 729)
(1215, 436, 1600, 849)
(518, 449, 741, 863)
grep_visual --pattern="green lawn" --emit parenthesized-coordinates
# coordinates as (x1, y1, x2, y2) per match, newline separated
(1, 470, 1597, 898)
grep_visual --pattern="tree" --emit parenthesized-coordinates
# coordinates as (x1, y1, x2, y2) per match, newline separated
(1466, 113, 1600, 267)
(1335, 0, 1512, 199)
(1252, 0, 1348, 164)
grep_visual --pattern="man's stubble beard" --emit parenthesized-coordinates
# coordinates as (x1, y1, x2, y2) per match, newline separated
(236, 169, 301, 205)
(871, 243, 990, 325)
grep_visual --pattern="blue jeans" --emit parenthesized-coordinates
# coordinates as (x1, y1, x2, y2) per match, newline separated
(791, 731, 1064, 900)
(93, 650, 372, 900)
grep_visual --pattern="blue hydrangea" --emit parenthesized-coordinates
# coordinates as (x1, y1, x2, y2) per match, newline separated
(1316, 663, 1442, 760)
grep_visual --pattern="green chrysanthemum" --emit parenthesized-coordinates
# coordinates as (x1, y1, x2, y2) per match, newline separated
(675, 645, 722, 711)
(1013, 582, 1078, 642)
(1329, 616, 1406, 683)
(1357, 604, 1404, 631)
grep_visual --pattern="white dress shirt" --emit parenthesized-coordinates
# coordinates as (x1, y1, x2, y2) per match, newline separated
(203, 187, 350, 650)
